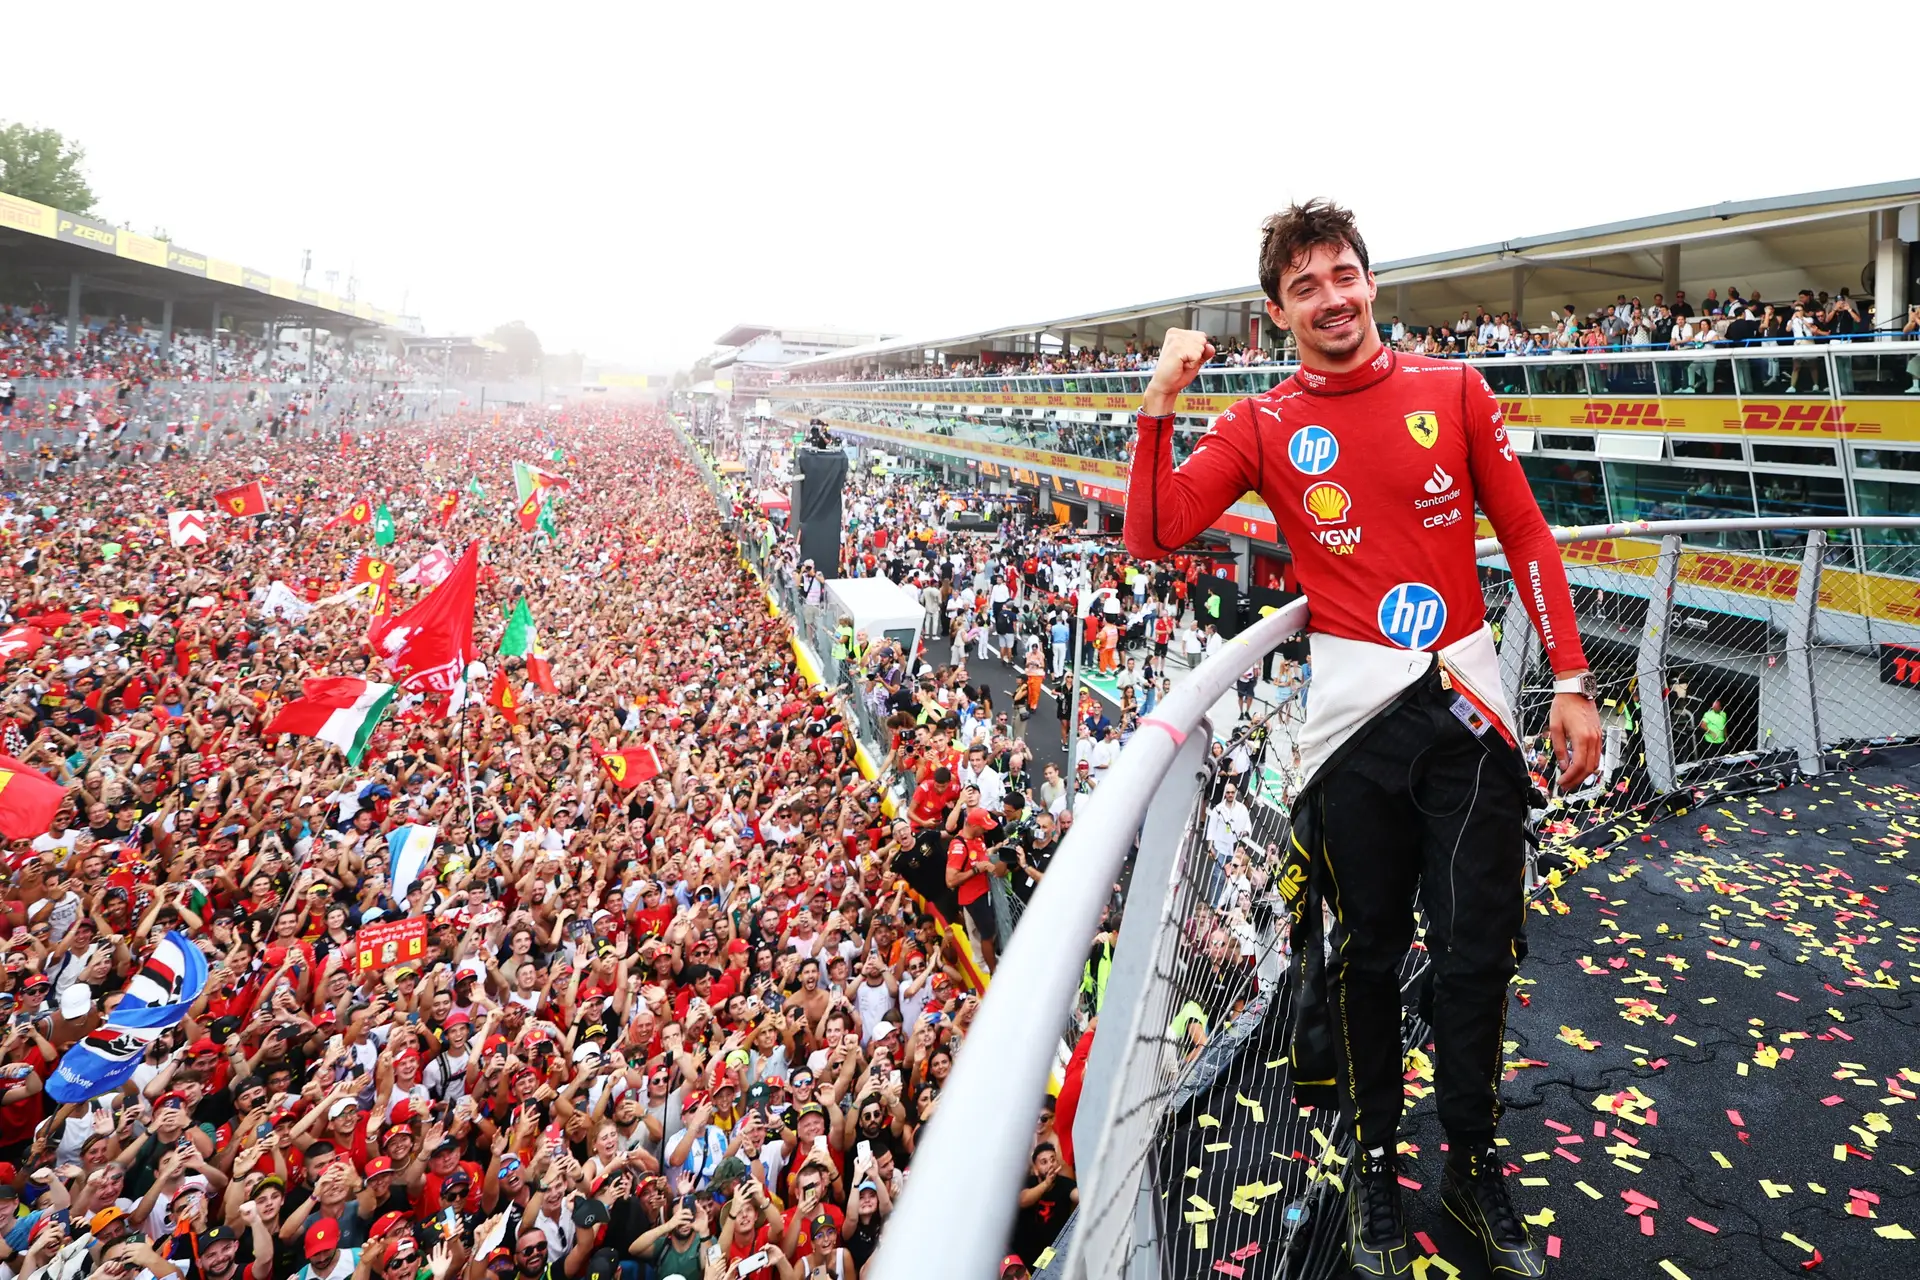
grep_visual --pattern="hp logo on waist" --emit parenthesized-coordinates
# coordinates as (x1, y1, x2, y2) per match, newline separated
(1378, 582, 1447, 650)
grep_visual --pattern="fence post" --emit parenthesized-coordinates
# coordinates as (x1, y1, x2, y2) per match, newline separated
(1067, 720, 1214, 1280)
(1498, 582, 1542, 713)
(1785, 532, 1826, 778)
(1636, 535, 1682, 793)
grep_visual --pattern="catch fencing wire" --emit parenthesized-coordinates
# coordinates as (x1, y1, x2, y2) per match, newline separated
(1062, 529, 1920, 1280)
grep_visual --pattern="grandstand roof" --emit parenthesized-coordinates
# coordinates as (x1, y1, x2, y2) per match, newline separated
(0, 190, 403, 330)
(782, 177, 1920, 370)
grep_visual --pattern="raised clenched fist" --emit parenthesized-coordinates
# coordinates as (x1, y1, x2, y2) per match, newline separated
(1143, 328, 1217, 415)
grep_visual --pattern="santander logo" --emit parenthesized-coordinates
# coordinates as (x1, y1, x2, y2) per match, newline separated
(1423, 464, 1453, 495)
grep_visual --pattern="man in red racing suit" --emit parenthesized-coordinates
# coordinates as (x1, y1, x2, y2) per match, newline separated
(1124, 200, 1599, 1278)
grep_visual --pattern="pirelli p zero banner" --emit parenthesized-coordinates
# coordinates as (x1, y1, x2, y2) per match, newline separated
(54, 211, 118, 250)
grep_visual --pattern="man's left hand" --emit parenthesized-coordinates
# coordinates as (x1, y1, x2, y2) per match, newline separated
(1548, 691, 1602, 790)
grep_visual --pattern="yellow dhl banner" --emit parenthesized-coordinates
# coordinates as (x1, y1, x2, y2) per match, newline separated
(1549, 535, 1920, 625)
(789, 387, 1920, 442)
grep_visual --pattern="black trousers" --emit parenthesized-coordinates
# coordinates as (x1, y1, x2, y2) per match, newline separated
(1315, 670, 1528, 1155)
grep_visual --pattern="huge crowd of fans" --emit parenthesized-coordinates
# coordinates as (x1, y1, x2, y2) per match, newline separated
(793, 280, 1911, 385)
(0, 395, 1115, 1280)
(0, 306, 414, 389)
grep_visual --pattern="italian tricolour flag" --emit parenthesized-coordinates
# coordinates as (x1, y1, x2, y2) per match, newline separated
(265, 676, 397, 765)
(499, 598, 556, 693)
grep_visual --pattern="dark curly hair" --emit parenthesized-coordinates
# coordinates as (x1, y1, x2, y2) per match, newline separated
(1257, 199, 1371, 306)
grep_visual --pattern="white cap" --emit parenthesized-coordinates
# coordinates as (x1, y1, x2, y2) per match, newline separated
(59, 984, 92, 1020)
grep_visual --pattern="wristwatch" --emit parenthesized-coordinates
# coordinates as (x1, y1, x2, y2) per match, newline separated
(1552, 672, 1598, 700)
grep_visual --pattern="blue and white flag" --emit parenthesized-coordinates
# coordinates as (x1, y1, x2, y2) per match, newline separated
(49, 931, 208, 1103)
(388, 823, 438, 902)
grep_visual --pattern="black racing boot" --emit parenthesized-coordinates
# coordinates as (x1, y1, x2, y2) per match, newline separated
(1441, 1145, 1547, 1277)
(1346, 1148, 1411, 1276)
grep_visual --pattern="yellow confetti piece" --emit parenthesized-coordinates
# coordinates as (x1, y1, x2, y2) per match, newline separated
(1761, 1180, 1794, 1198)
(1576, 1181, 1604, 1200)
(1235, 1092, 1266, 1123)
(1711, 1151, 1732, 1169)
(1806, 1182, 1827, 1195)
(1614, 1159, 1646, 1174)
(1265, 1056, 1288, 1069)
(1204, 1142, 1231, 1153)
(1673, 1034, 1698, 1047)
(1876, 1224, 1916, 1240)
(1782, 1232, 1816, 1253)
(1523, 1152, 1551, 1163)
(1519, 1177, 1550, 1187)
(1033, 1249, 1055, 1269)
(1835, 1145, 1851, 1161)
(1186, 1195, 1215, 1219)
(1738, 1061, 1750, 1077)
(1185, 1167, 1201, 1180)
(1524, 1208, 1557, 1228)
(1197, 1115, 1220, 1129)
(1659, 1262, 1692, 1280)
(1412, 1256, 1461, 1280)
(1698, 997, 1717, 1005)
(1192, 1221, 1208, 1250)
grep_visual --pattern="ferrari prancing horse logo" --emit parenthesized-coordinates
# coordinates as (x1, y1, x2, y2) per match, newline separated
(1405, 411, 1439, 449)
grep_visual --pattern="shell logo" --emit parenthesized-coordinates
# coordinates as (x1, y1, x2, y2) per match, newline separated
(1302, 482, 1351, 526)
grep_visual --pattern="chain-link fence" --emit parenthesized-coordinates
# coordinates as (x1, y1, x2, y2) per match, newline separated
(885, 515, 1920, 1280)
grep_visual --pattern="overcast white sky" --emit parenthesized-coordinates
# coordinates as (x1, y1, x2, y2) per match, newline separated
(1, 6, 1909, 371)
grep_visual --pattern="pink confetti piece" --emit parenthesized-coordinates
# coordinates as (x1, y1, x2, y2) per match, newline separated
(1544, 1119, 1572, 1133)
(1398, 1176, 1422, 1191)
(1554, 1147, 1582, 1163)
(1595, 1121, 1609, 1136)
(1415, 1231, 1437, 1256)
(1851, 1190, 1881, 1205)
(1557, 1135, 1585, 1145)
(1822, 1096, 1845, 1106)
(1640, 1213, 1656, 1236)
(1624, 1190, 1660, 1209)
(1546, 1235, 1561, 1258)
(1727, 1110, 1745, 1127)
(1229, 1242, 1261, 1262)
(1777, 991, 1801, 1002)
(1688, 1217, 1720, 1234)
(1211, 1264, 1244, 1278)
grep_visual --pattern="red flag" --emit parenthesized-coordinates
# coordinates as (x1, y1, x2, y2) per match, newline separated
(0, 754, 68, 839)
(368, 542, 480, 696)
(598, 744, 661, 790)
(349, 555, 392, 588)
(326, 498, 373, 529)
(435, 491, 461, 526)
(488, 668, 519, 726)
(0, 627, 45, 666)
(339, 430, 353, 456)
(214, 480, 268, 517)
(514, 489, 543, 531)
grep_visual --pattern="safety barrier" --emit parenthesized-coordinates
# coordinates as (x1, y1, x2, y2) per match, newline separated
(873, 514, 1920, 1280)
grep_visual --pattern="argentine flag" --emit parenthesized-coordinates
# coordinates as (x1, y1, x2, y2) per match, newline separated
(389, 824, 439, 902)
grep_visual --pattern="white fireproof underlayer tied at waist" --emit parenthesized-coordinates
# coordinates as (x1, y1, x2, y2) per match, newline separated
(1296, 623, 1515, 790)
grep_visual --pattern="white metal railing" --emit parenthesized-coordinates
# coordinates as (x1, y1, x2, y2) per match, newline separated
(872, 513, 1920, 1280)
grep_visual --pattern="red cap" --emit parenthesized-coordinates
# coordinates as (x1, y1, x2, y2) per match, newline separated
(388, 1099, 417, 1125)
(1000, 1257, 1030, 1276)
(726, 938, 749, 955)
(155, 1091, 191, 1110)
(0, 1161, 16, 1183)
(189, 1037, 220, 1055)
(368, 1212, 409, 1240)
(364, 1156, 394, 1177)
(964, 807, 998, 831)
(304, 1218, 340, 1258)
(444, 1010, 472, 1027)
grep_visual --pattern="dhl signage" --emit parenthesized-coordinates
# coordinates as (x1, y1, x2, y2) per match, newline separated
(1481, 396, 1917, 440)
(1555, 536, 1920, 625)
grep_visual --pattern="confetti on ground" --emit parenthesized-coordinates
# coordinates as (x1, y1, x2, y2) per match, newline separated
(1147, 767, 1920, 1278)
